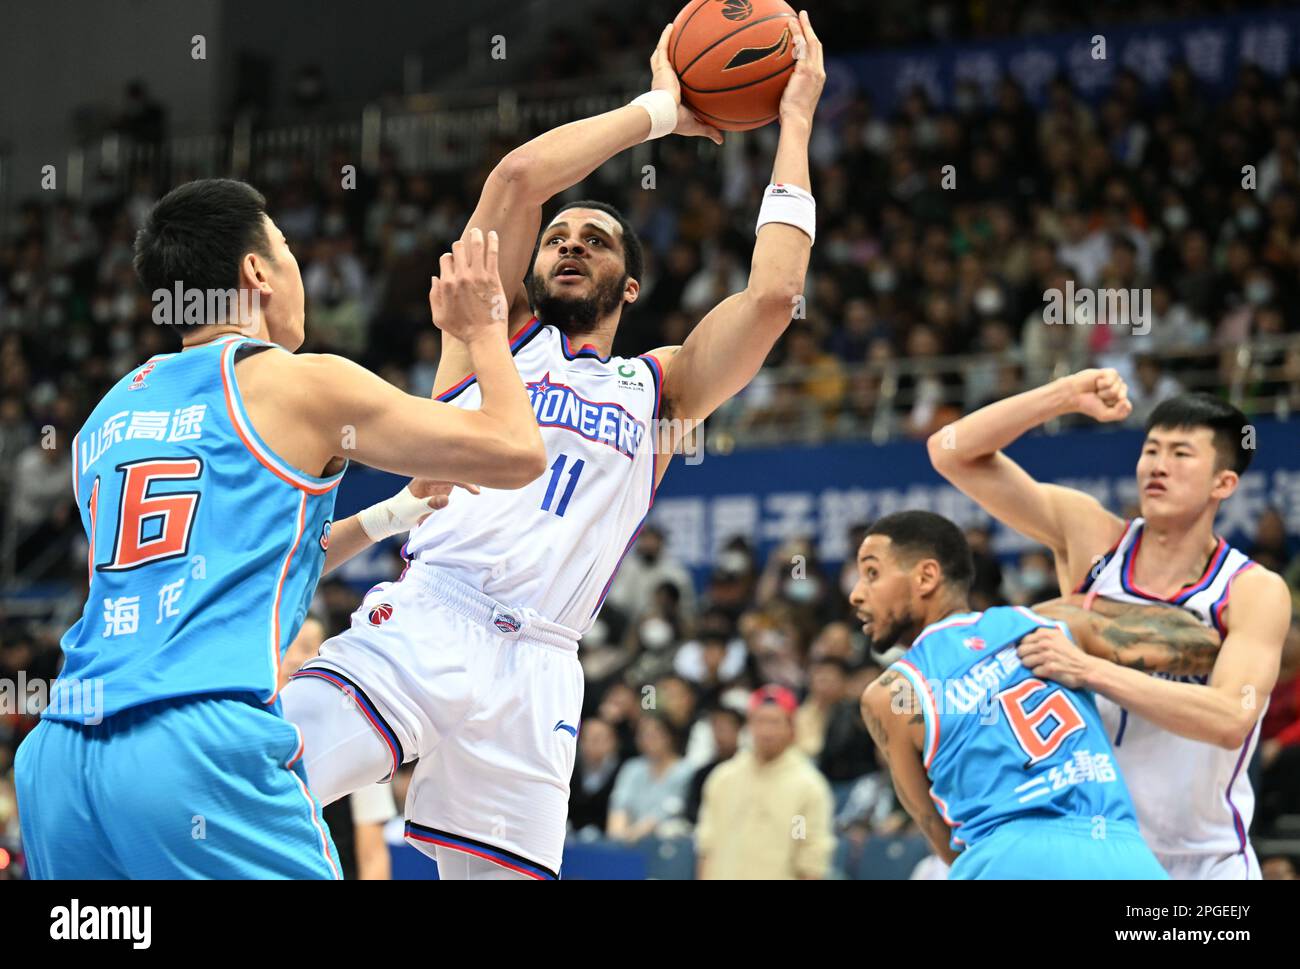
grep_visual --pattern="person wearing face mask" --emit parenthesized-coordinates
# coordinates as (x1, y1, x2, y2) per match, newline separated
(604, 526, 696, 620)
(1217, 265, 1277, 345)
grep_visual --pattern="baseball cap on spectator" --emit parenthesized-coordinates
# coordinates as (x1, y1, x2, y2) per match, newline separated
(749, 684, 798, 718)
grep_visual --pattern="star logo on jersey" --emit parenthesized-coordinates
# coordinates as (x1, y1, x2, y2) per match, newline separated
(963, 636, 987, 651)
(368, 603, 394, 626)
(525, 372, 645, 459)
(128, 361, 157, 391)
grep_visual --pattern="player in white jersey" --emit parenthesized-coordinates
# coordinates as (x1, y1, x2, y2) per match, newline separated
(930, 374, 1293, 879)
(279, 16, 827, 879)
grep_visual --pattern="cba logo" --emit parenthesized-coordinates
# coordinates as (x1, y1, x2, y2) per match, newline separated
(368, 603, 394, 626)
(720, 0, 753, 22)
(319, 520, 332, 551)
(493, 610, 523, 634)
(963, 636, 987, 651)
(128, 361, 157, 391)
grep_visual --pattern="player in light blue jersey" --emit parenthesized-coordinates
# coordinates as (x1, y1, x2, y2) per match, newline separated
(14, 179, 546, 879)
(855, 511, 1168, 879)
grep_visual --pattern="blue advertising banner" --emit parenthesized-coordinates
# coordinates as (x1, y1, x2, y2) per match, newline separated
(837, 11, 1300, 112)
(335, 418, 1299, 588)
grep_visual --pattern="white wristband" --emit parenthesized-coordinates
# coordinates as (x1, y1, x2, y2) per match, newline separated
(356, 486, 436, 542)
(631, 90, 678, 141)
(756, 183, 817, 244)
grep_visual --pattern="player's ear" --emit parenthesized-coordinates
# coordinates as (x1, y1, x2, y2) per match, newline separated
(241, 251, 272, 295)
(623, 276, 640, 305)
(1210, 468, 1239, 502)
(915, 558, 943, 598)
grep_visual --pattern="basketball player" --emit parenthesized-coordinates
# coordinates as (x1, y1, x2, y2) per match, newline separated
(14, 180, 545, 879)
(280, 15, 827, 879)
(929, 372, 1293, 878)
(855, 511, 1169, 878)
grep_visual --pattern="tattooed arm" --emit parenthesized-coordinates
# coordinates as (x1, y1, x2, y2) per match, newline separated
(860, 670, 960, 865)
(1032, 594, 1222, 677)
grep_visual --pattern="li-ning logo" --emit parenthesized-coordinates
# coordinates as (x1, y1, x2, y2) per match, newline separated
(368, 603, 394, 626)
(553, 720, 578, 737)
(128, 361, 157, 391)
(723, 26, 791, 70)
(720, 0, 753, 22)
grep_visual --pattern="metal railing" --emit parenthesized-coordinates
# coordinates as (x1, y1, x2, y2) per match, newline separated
(707, 334, 1300, 451)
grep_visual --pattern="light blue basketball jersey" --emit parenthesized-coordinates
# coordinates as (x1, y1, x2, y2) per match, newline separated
(890, 606, 1142, 854)
(46, 335, 344, 721)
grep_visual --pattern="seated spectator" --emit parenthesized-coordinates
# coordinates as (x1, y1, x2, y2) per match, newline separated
(696, 686, 834, 879)
(796, 656, 848, 759)
(569, 717, 624, 836)
(818, 662, 882, 783)
(605, 713, 693, 843)
(685, 704, 744, 824)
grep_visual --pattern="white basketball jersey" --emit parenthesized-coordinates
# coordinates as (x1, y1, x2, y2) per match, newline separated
(1079, 517, 1262, 858)
(404, 320, 662, 635)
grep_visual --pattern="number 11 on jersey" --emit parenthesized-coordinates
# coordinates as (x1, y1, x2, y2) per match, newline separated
(540, 453, 585, 517)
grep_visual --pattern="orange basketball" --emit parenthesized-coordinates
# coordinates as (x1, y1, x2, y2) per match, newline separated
(671, 0, 799, 132)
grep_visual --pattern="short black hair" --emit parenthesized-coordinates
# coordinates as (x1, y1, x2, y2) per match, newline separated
(865, 511, 975, 593)
(550, 199, 643, 283)
(1146, 393, 1254, 475)
(134, 178, 273, 304)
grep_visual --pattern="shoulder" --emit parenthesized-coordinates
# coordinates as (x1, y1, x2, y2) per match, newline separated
(708, 752, 748, 785)
(1227, 565, 1291, 618)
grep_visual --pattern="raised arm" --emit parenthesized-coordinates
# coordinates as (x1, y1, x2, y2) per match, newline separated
(433, 24, 723, 397)
(1032, 594, 1223, 677)
(927, 369, 1132, 577)
(653, 12, 825, 427)
(262, 230, 545, 489)
(861, 670, 961, 865)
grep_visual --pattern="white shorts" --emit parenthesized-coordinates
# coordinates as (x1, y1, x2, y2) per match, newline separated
(1154, 844, 1262, 880)
(295, 561, 583, 880)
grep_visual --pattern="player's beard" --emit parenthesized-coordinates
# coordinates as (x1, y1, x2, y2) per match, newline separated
(528, 270, 627, 336)
(867, 607, 917, 652)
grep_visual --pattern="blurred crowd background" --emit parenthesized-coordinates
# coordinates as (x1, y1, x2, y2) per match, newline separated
(1, 0, 1300, 879)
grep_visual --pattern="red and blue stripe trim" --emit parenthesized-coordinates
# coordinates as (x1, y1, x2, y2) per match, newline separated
(405, 821, 558, 880)
(1119, 523, 1230, 605)
(436, 317, 545, 402)
(590, 353, 665, 617)
(291, 666, 405, 780)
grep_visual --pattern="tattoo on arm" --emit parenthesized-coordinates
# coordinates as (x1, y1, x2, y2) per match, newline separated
(1089, 602, 1222, 677)
(1033, 599, 1221, 676)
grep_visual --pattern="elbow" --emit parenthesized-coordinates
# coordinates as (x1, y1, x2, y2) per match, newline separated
(1215, 715, 1257, 751)
(749, 279, 805, 321)
(486, 439, 548, 490)
(516, 441, 549, 484)
(489, 149, 540, 203)
(927, 426, 964, 474)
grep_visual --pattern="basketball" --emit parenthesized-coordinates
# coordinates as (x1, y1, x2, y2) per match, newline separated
(671, 0, 799, 131)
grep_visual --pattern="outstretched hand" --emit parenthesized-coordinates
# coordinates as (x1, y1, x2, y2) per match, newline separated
(650, 23, 725, 145)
